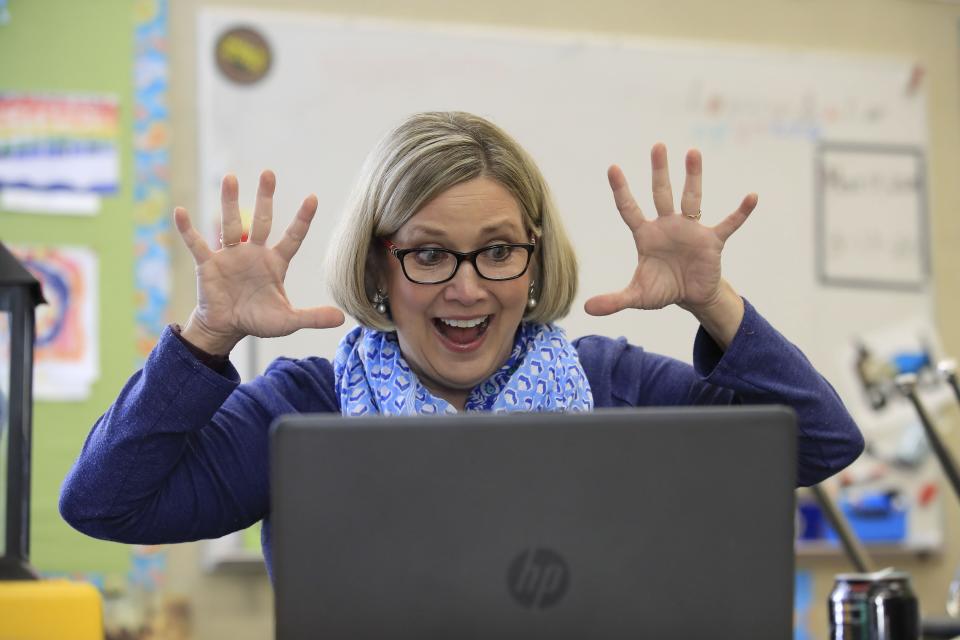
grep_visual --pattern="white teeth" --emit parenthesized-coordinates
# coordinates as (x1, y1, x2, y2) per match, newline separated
(439, 316, 488, 328)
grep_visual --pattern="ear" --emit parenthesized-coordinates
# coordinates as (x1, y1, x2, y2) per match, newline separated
(528, 251, 541, 285)
(364, 240, 389, 297)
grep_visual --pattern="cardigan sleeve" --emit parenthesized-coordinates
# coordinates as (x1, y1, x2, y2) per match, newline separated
(574, 299, 864, 486)
(59, 326, 339, 544)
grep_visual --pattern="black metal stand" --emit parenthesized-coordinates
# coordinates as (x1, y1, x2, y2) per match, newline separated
(893, 370, 960, 639)
(809, 484, 874, 573)
(894, 373, 960, 507)
(939, 360, 960, 406)
(0, 278, 38, 581)
(0, 556, 39, 580)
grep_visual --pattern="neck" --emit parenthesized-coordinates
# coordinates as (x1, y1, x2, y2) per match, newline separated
(421, 381, 469, 412)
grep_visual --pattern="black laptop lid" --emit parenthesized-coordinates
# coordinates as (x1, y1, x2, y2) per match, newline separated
(271, 406, 796, 640)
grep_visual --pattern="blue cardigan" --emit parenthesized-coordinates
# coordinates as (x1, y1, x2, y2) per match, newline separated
(60, 300, 863, 578)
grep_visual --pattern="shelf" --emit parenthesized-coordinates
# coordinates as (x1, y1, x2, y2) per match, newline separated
(796, 540, 941, 561)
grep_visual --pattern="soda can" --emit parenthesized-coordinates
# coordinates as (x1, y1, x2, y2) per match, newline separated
(869, 571, 919, 640)
(829, 573, 875, 639)
(828, 570, 920, 640)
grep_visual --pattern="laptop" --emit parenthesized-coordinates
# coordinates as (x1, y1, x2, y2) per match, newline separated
(271, 406, 797, 639)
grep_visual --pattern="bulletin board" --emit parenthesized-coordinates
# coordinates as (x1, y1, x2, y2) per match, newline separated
(196, 9, 941, 555)
(0, 0, 138, 574)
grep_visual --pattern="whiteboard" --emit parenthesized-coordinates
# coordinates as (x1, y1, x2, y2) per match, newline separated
(816, 142, 928, 290)
(196, 8, 931, 409)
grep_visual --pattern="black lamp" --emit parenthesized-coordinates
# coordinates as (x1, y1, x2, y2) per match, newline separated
(0, 241, 45, 580)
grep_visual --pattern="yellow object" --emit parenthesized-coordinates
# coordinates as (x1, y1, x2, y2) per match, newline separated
(0, 579, 103, 640)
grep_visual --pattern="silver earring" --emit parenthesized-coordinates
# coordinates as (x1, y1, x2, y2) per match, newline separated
(373, 289, 389, 315)
(526, 281, 537, 311)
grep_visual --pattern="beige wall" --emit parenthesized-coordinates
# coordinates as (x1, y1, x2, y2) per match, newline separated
(167, 1, 960, 638)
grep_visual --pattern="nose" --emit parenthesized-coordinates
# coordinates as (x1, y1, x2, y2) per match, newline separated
(443, 260, 487, 305)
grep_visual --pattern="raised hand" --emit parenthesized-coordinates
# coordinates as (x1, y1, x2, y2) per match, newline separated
(174, 170, 345, 355)
(584, 144, 757, 347)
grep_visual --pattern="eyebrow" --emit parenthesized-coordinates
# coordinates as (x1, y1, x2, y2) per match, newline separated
(403, 219, 526, 241)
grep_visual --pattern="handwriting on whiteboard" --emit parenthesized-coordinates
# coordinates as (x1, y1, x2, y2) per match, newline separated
(816, 143, 928, 290)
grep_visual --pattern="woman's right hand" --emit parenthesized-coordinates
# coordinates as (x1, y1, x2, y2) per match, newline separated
(174, 170, 345, 355)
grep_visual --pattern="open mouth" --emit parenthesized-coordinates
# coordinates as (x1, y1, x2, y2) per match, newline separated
(432, 315, 491, 347)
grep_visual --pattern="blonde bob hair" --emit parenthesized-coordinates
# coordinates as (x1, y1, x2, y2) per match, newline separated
(327, 111, 578, 331)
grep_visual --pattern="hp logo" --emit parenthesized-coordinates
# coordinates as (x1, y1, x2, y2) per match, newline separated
(507, 548, 570, 609)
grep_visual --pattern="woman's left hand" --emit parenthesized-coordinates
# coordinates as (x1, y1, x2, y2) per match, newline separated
(584, 144, 758, 347)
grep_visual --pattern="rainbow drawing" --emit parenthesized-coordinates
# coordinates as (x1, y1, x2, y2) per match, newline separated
(0, 93, 119, 194)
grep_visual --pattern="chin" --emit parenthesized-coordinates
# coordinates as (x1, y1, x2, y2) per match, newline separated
(434, 365, 494, 390)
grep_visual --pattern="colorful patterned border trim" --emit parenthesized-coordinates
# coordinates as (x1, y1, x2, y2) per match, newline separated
(132, 0, 171, 362)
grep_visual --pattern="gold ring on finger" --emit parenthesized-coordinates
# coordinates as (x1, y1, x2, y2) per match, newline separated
(683, 210, 702, 221)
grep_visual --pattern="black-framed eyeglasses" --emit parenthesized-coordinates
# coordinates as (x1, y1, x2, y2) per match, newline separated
(383, 238, 536, 285)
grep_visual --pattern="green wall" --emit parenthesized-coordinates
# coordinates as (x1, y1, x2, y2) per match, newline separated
(0, 0, 136, 573)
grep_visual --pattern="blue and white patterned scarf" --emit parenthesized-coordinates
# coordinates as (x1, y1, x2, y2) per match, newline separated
(333, 323, 593, 416)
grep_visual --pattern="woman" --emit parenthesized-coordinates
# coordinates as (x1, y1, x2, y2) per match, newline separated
(60, 112, 863, 578)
